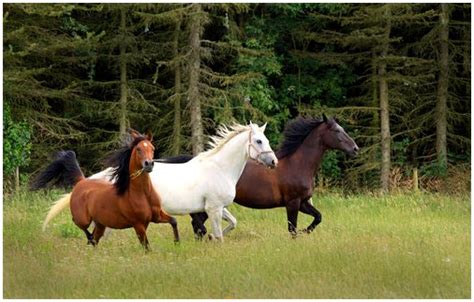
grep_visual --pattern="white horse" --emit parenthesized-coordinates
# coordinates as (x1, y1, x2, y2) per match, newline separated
(43, 122, 278, 241)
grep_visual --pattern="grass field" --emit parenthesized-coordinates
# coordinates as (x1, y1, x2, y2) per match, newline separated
(3, 189, 471, 298)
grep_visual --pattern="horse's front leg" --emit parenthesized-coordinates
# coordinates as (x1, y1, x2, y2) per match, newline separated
(300, 198, 322, 234)
(156, 209, 180, 243)
(205, 205, 224, 242)
(286, 198, 301, 238)
(133, 223, 150, 251)
(222, 208, 237, 236)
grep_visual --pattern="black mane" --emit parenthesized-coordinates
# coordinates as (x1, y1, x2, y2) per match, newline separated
(105, 136, 146, 195)
(275, 117, 324, 159)
(157, 154, 193, 164)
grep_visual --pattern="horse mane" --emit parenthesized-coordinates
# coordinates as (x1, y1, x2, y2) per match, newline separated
(195, 123, 250, 159)
(276, 117, 324, 159)
(105, 136, 147, 195)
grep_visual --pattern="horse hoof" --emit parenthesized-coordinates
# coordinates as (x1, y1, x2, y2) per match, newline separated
(208, 234, 215, 241)
(88, 240, 97, 246)
(290, 232, 298, 239)
(174, 240, 181, 245)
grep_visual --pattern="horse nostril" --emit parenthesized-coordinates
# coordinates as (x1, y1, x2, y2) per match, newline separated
(271, 159, 278, 167)
(145, 160, 153, 167)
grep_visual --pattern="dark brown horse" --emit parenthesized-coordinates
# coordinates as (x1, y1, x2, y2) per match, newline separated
(189, 115, 359, 237)
(32, 129, 179, 250)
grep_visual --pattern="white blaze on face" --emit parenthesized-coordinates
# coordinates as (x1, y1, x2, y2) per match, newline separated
(144, 143, 148, 147)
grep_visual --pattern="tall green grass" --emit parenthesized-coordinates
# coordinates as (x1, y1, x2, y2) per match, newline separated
(3, 189, 470, 298)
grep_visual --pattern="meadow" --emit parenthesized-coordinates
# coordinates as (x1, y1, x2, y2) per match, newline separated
(3, 189, 470, 298)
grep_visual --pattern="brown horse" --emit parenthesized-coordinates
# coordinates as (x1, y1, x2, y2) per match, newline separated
(32, 129, 179, 250)
(189, 115, 359, 237)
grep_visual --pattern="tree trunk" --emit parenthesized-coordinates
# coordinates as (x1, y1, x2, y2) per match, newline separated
(119, 7, 128, 136)
(435, 3, 449, 172)
(379, 5, 392, 192)
(188, 4, 204, 155)
(371, 49, 379, 163)
(172, 17, 182, 155)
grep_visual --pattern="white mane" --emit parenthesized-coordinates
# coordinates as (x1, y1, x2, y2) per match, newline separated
(195, 123, 251, 159)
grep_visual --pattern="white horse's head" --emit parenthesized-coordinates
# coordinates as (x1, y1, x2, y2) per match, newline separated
(248, 122, 278, 168)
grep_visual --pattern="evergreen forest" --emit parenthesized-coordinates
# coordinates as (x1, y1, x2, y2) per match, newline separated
(3, 3, 471, 193)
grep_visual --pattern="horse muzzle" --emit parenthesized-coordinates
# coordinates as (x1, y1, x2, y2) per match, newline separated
(258, 153, 278, 169)
(347, 145, 359, 157)
(143, 160, 154, 173)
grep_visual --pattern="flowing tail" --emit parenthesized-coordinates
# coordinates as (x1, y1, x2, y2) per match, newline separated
(31, 150, 84, 190)
(30, 150, 85, 231)
(42, 193, 72, 231)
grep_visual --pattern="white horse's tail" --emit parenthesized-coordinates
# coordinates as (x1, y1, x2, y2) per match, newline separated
(42, 193, 72, 231)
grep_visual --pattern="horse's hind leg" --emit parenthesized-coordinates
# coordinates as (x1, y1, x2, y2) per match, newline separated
(157, 210, 180, 243)
(82, 229, 95, 245)
(133, 223, 150, 251)
(222, 208, 237, 236)
(92, 222, 107, 245)
(72, 215, 94, 245)
(300, 198, 322, 234)
(190, 212, 208, 240)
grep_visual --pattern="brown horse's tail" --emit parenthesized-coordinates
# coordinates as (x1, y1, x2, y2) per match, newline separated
(42, 193, 72, 231)
(31, 150, 85, 190)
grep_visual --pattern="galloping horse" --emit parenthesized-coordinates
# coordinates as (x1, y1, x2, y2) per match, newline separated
(39, 122, 277, 241)
(32, 129, 179, 250)
(190, 115, 359, 237)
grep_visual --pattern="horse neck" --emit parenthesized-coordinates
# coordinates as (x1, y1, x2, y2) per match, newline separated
(128, 158, 152, 196)
(287, 129, 328, 178)
(207, 130, 250, 183)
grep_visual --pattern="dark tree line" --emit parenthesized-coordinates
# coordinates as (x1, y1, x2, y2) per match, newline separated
(3, 3, 470, 192)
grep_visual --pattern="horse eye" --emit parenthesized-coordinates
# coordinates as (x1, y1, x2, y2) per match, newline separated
(256, 139, 262, 144)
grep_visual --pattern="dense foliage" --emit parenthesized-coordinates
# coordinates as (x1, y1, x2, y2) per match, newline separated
(3, 3, 470, 191)
(3, 104, 32, 176)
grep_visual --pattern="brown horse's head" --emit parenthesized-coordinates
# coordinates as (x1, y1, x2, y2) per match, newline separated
(129, 129, 155, 173)
(319, 114, 359, 157)
(107, 129, 156, 195)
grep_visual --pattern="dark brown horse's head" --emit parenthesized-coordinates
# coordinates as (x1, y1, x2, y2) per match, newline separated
(129, 129, 155, 173)
(320, 114, 359, 157)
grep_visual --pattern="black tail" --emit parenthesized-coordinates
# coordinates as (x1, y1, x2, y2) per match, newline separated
(155, 154, 193, 164)
(30, 150, 84, 190)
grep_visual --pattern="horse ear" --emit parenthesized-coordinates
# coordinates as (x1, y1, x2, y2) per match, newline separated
(260, 122, 267, 132)
(128, 128, 141, 139)
(322, 113, 328, 123)
(249, 121, 257, 133)
(145, 130, 153, 142)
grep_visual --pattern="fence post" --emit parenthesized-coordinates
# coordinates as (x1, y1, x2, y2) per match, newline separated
(413, 167, 419, 192)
